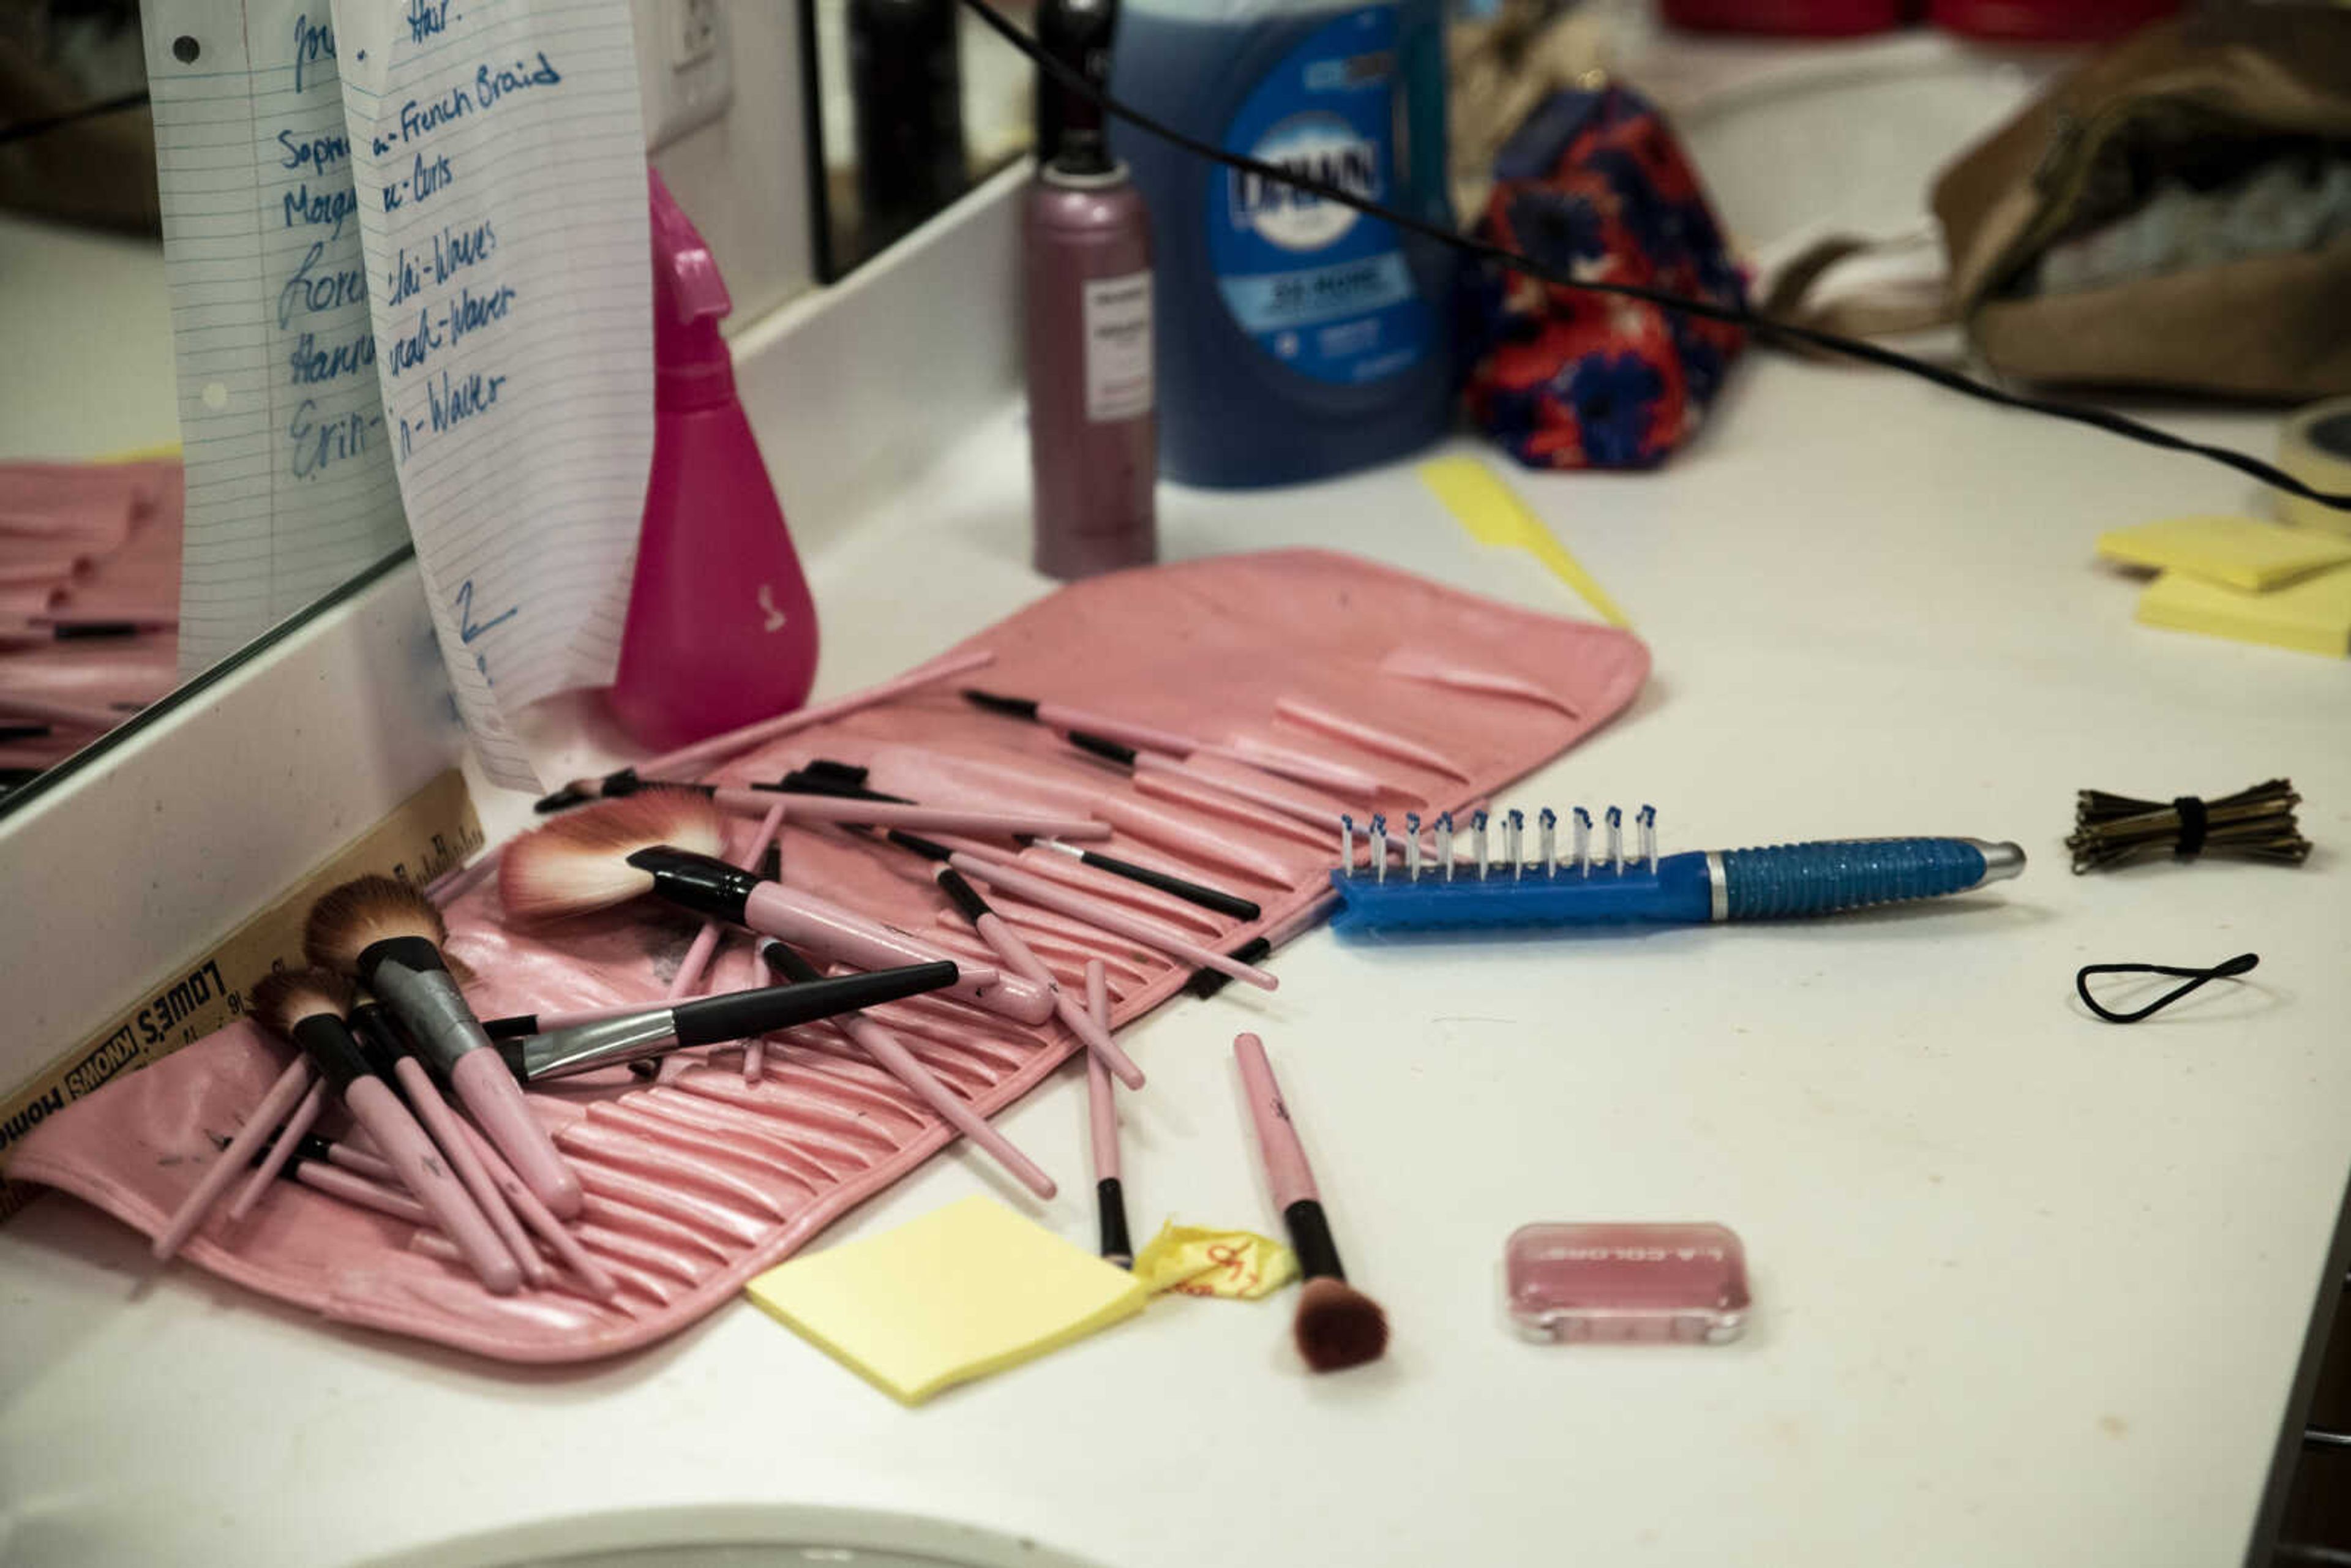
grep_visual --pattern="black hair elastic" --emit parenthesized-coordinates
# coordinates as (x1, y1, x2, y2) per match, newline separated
(2076, 953, 2259, 1024)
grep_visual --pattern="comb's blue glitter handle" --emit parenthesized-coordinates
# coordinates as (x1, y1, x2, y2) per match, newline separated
(1329, 836, 2019, 933)
(1721, 838, 1989, 918)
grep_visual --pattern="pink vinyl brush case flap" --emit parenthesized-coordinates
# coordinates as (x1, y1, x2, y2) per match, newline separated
(12, 549, 1648, 1363)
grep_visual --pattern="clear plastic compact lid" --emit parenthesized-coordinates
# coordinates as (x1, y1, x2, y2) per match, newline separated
(1504, 1222, 1750, 1345)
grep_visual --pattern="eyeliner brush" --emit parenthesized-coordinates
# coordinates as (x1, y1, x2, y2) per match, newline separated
(1084, 960, 1132, 1268)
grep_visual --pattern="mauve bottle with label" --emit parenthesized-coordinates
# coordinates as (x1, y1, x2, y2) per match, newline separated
(1024, 0, 1157, 580)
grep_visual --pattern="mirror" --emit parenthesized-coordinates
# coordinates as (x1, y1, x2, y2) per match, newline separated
(801, 0, 1038, 281)
(0, 1, 413, 815)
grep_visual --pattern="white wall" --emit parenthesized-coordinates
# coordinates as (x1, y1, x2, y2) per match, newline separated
(634, 0, 817, 328)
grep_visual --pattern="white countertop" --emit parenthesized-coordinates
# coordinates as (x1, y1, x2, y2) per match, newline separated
(6, 336, 2349, 1566)
(6, 29, 2349, 1568)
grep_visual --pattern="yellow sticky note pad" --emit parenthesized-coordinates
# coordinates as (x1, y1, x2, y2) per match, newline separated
(2098, 514, 2351, 591)
(744, 1196, 1148, 1405)
(2137, 563, 2351, 657)
(1133, 1221, 1299, 1300)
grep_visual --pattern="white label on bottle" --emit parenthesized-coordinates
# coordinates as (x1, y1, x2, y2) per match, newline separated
(1082, 271, 1153, 423)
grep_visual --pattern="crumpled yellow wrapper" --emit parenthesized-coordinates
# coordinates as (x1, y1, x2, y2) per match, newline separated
(1133, 1221, 1299, 1300)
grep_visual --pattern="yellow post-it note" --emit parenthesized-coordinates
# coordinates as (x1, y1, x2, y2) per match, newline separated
(744, 1196, 1148, 1405)
(2098, 514, 2351, 591)
(1418, 455, 1632, 628)
(2137, 563, 2351, 657)
(1133, 1221, 1299, 1300)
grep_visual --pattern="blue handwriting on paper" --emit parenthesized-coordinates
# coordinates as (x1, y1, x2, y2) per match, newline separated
(384, 219, 497, 307)
(282, 182, 357, 241)
(277, 242, 368, 329)
(276, 128, 350, 173)
(288, 399, 381, 479)
(287, 327, 375, 386)
(291, 15, 336, 94)
(407, 0, 457, 43)
(455, 580, 519, 643)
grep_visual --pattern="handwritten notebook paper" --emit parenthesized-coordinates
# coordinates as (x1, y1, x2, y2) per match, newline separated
(142, 2, 411, 675)
(745, 1196, 1150, 1405)
(331, 0, 652, 788)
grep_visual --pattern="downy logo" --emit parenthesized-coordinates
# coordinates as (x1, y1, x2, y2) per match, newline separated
(1228, 113, 1381, 252)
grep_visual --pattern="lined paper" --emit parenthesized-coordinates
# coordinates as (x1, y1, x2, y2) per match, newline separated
(331, 0, 652, 789)
(143, 1, 410, 675)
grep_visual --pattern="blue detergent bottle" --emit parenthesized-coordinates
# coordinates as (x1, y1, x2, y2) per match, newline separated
(1110, 0, 1455, 488)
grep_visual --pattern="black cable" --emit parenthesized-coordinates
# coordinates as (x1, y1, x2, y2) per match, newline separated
(961, 0, 2351, 512)
(0, 88, 150, 146)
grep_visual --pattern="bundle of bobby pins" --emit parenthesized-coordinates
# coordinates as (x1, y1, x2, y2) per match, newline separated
(160, 650, 1390, 1374)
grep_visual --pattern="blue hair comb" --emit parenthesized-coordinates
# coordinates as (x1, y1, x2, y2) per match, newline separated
(1329, 806, 2023, 933)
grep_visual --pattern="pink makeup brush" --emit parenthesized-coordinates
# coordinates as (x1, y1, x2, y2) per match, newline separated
(307, 877, 586, 1220)
(930, 865, 1146, 1088)
(1271, 696, 1473, 784)
(951, 853, 1279, 991)
(228, 1078, 328, 1222)
(664, 798, 788, 1015)
(1234, 1031, 1388, 1373)
(1084, 961, 1131, 1267)
(247, 971, 522, 1294)
(496, 790, 1054, 1026)
(345, 992, 546, 1289)
(547, 646, 998, 798)
(697, 784, 1109, 842)
(252, 1130, 440, 1226)
(866, 742, 1295, 885)
(759, 940, 1056, 1199)
(152, 1054, 316, 1262)
(960, 688, 1381, 800)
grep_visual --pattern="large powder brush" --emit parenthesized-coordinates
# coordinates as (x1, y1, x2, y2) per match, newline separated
(306, 875, 585, 1219)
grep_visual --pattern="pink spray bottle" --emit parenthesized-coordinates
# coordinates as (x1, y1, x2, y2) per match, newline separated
(608, 171, 820, 751)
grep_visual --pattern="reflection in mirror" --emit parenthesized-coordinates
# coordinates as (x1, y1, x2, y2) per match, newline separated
(0, 1, 410, 815)
(803, 0, 1036, 281)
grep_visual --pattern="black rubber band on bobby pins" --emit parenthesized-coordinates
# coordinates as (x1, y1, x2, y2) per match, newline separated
(2076, 953, 2258, 1024)
(2172, 797, 2209, 860)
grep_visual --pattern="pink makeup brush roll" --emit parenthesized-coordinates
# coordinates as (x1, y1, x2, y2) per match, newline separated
(11, 550, 1648, 1363)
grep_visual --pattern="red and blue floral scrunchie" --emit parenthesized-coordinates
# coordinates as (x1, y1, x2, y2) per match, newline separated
(1460, 84, 1749, 471)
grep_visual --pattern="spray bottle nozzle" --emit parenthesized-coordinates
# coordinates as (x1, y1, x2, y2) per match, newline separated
(647, 168, 735, 405)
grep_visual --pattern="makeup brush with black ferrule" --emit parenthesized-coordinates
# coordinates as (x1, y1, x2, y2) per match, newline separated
(250, 969, 521, 1294)
(493, 962, 961, 1081)
(307, 875, 585, 1220)
(1234, 1030, 1387, 1373)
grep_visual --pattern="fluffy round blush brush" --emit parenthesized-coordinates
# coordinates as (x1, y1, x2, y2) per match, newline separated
(496, 789, 1055, 1027)
(306, 876, 585, 1220)
(1233, 1031, 1388, 1373)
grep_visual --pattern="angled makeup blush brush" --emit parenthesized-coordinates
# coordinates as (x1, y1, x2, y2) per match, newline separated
(495, 789, 1052, 1026)
(493, 964, 962, 1081)
(249, 970, 521, 1294)
(1234, 1031, 1387, 1373)
(307, 876, 586, 1221)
